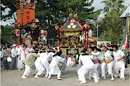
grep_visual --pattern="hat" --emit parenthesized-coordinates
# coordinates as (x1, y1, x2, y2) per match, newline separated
(13, 44, 16, 47)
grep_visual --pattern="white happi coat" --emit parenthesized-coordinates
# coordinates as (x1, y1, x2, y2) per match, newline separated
(113, 50, 125, 63)
(91, 52, 101, 60)
(35, 52, 47, 74)
(97, 51, 105, 60)
(40, 52, 54, 74)
(17, 46, 25, 69)
(104, 50, 113, 62)
(91, 52, 101, 79)
(113, 50, 125, 78)
(35, 52, 54, 76)
(78, 55, 98, 83)
(49, 55, 65, 75)
(34, 55, 43, 73)
(78, 55, 94, 71)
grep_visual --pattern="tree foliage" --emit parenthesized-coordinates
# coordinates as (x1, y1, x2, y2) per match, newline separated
(1, 0, 101, 43)
(34, 0, 101, 39)
(1, 25, 15, 44)
(101, 0, 125, 12)
(98, 0, 126, 43)
(1, 0, 19, 21)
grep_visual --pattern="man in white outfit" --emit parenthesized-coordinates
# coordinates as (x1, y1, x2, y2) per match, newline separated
(113, 45, 125, 80)
(78, 54, 99, 84)
(98, 50, 106, 80)
(25, 44, 34, 57)
(21, 51, 40, 79)
(67, 55, 76, 67)
(48, 52, 65, 80)
(35, 51, 54, 78)
(103, 46, 114, 81)
(10, 44, 18, 69)
(17, 43, 26, 70)
(91, 47, 101, 80)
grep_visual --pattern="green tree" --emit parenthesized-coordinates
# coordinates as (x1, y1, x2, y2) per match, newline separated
(98, 0, 126, 43)
(1, 0, 101, 41)
(1, 25, 15, 44)
(101, 0, 125, 12)
(1, 0, 19, 22)
(35, 0, 101, 39)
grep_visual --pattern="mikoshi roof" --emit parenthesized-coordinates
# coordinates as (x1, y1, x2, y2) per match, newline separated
(120, 5, 130, 17)
(58, 17, 85, 31)
(16, 20, 47, 30)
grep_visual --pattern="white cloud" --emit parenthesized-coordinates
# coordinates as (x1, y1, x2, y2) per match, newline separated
(93, 0, 130, 10)
(92, 0, 105, 10)
(123, 0, 130, 6)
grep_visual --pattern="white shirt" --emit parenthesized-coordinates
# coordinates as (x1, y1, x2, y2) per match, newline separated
(0, 49, 4, 57)
(25, 48, 34, 56)
(113, 50, 125, 62)
(17, 47, 25, 60)
(104, 50, 113, 61)
(50, 56, 65, 66)
(91, 51, 101, 60)
(11, 48, 18, 57)
(79, 55, 94, 67)
(98, 51, 105, 60)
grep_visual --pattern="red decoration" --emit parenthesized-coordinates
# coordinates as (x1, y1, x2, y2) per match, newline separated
(43, 31, 47, 37)
(26, 20, 29, 23)
(26, 16, 30, 20)
(27, 11, 30, 14)
(126, 38, 129, 49)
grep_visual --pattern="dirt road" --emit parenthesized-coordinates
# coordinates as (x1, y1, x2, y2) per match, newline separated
(1, 65, 130, 86)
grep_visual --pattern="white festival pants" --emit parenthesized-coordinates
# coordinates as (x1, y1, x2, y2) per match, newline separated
(48, 66, 61, 79)
(94, 63, 100, 79)
(48, 70, 61, 79)
(78, 66, 98, 83)
(35, 65, 45, 77)
(114, 61, 125, 78)
(107, 61, 114, 75)
(22, 65, 31, 77)
(88, 64, 100, 79)
(100, 62, 106, 77)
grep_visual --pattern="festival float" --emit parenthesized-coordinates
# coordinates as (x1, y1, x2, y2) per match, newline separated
(14, 0, 48, 45)
(55, 14, 97, 55)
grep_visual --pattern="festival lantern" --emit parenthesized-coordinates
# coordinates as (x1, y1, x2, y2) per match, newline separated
(15, 29, 20, 37)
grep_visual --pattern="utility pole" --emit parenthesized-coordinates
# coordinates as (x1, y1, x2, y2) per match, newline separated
(97, 24, 99, 40)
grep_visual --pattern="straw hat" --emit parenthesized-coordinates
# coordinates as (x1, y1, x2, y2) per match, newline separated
(12, 44, 16, 47)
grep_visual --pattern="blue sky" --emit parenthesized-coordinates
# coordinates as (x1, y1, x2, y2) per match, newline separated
(1, 0, 130, 26)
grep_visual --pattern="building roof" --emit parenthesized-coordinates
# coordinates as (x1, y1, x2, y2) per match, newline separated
(16, 19, 48, 30)
(120, 5, 130, 17)
(59, 17, 84, 31)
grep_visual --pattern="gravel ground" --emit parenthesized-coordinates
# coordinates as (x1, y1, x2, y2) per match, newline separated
(1, 65, 130, 86)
